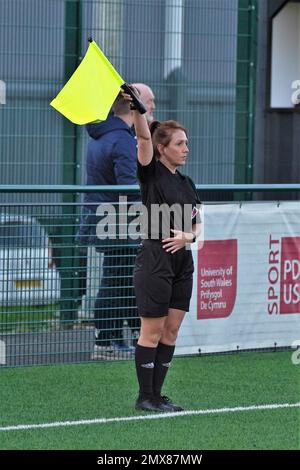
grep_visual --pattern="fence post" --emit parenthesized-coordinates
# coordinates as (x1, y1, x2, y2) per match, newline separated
(235, 0, 258, 199)
(60, 0, 82, 325)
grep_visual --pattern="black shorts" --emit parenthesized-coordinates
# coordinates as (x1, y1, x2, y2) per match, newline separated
(133, 240, 194, 317)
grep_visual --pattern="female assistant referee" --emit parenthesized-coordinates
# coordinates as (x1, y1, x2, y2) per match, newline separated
(123, 89, 202, 412)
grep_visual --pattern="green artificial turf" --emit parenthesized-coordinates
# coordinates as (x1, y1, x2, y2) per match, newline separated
(0, 351, 299, 450)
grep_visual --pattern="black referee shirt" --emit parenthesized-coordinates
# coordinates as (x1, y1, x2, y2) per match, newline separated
(137, 157, 202, 240)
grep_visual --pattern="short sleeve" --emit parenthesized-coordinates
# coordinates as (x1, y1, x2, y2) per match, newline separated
(187, 177, 201, 205)
(187, 177, 202, 224)
(191, 206, 202, 225)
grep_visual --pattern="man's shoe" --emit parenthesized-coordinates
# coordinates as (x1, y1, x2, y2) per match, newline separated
(94, 343, 114, 353)
(111, 341, 135, 357)
(91, 344, 115, 360)
(135, 397, 161, 412)
(155, 395, 184, 412)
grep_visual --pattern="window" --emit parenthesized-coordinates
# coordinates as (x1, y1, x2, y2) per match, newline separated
(271, 1, 300, 108)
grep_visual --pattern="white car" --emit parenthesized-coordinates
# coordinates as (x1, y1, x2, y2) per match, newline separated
(0, 215, 60, 305)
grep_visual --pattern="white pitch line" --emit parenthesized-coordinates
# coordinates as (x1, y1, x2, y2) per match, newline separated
(1, 402, 300, 432)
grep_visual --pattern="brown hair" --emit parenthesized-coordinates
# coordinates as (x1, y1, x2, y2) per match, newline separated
(149, 120, 187, 158)
(112, 92, 132, 116)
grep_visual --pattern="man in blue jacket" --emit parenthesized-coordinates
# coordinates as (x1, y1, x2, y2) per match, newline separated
(84, 100, 138, 206)
(78, 93, 140, 359)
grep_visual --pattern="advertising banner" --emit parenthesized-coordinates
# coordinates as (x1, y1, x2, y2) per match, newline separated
(176, 202, 300, 354)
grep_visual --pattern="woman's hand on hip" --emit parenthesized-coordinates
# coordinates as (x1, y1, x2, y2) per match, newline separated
(162, 229, 194, 254)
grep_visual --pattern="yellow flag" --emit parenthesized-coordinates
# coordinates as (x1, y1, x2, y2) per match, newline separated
(50, 41, 124, 125)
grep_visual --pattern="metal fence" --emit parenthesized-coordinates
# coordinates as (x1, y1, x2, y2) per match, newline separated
(0, 188, 141, 366)
(0, 0, 257, 201)
(0, 184, 299, 367)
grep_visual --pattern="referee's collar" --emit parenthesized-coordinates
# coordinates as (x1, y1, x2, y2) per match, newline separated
(156, 159, 186, 179)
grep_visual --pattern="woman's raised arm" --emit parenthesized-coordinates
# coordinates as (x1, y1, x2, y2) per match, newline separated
(122, 89, 153, 166)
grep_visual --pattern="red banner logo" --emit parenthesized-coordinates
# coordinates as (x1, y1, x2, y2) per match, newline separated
(280, 237, 300, 314)
(197, 239, 237, 319)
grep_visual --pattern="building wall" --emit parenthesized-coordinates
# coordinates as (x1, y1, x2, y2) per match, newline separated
(0, 0, 245, 197)
(254, 0, 300, 199)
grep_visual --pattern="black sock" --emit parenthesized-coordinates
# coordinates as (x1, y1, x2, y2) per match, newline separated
(153, 343, 175, 397)
(135, 344, 157, 400)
